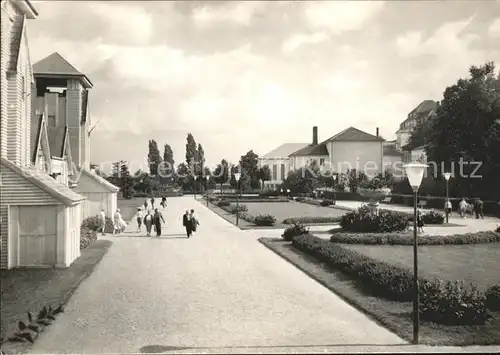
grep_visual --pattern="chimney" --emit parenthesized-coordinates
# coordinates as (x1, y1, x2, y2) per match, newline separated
(313, 126, 318, 145)
(376, 127, 379, 137)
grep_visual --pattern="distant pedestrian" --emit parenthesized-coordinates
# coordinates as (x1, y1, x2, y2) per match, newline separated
(150, 197, 155, 209)
(143, 210, 154, 237)
(135, 208, 143, 232)
(183, 210, 192, 238)
(190, 209, 199, 233)
(144, 199, 148, 210)
(458, 198, 467, 218)
(113, 209, 127, 234)
(99, 208, 106, 236)
(160, 196, 167, 208)
(417, 207, 424, 233)
(444, 199, 452, 221)
(474, 198, 484, 219)
(153, 208, 165, 236)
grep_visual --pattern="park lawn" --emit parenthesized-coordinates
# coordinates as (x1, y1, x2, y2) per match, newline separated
(260, 238, 500, 345)
(341, 243, 500, 291)
(243, 201, 345, 224)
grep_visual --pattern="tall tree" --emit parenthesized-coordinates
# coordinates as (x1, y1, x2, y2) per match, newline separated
(148, 140, 162, 176)
(161, 143, 175, 184)
(119, 161, 134, 199)
(185, 133, 197, 167)
(426, 62, 500, 199)
(163, 143, 175, 168)
(213, 159, 229, 193)
(239, 150, 259, 190)
(258, 165, 272, 185)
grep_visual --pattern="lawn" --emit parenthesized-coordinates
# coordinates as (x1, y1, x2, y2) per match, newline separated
(243, 201, 345, 223)
(342, 243, 500, 291)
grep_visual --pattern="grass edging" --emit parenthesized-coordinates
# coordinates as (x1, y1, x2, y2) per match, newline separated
(258, 237, 500, 346)
(1, 240, 112, 354)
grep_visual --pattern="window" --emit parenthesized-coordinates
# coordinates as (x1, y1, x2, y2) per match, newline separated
(48, 114, 56, 127)
(280, 164, 285, 181)
(320, 158, 325, 166)
(272, 164, 277, 181)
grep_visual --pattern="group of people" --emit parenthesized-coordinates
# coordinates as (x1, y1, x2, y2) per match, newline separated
(446, 198, 484, 219)
(135, 208, 165, 237)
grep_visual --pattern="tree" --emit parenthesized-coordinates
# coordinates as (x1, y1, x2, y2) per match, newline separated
(425, 62, 500, 200)
(148, 140, 162, 176)
(282, 161, 320, 194)
(119, 161, 134, 199)
(185, 133, 197, 167)
(196, 143, 205, 178)
(258, 165, 272, 186)
(160, 143, 175, 185)
(239, 150, 259, 190)
(176, 162, 192, 191)
(403, 118, 434, 151)
(346, 169, 368, 192)
(163, 143, 175, 169)
(213, 159, 229, 194)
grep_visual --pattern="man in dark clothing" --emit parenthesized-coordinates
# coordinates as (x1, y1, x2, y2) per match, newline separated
(182, 210, 192, 238)
(153, 208, 165, 236)
(474, 198, 484, 219)
(150, 197, 155, 209)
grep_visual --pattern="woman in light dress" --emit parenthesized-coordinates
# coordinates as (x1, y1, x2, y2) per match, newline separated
(113, 209, 127, 234)
(134, 208, 143, 232)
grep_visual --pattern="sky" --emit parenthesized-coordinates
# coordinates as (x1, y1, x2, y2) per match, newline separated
(27, 0, 500, 172)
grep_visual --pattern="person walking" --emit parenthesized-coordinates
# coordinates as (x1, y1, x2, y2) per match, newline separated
(113, 209, 127, 234)
(190, 209, 200, 233)
(183, 210, 192, 238)
(150, 197, 155, 209)
(444, 199, 452, 221)
(134, 208, 143, 232)
(144, 199, 148, 210)
(153, 208, 165, 237)
(99, 208, 106, 236)
(143, 210, 154, 237)
(458, 198, 467, 218)
(417, 206, 425, 233)
(474, 198, 484, 219)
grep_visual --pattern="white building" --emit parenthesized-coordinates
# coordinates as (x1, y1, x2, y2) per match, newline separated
(396, 100, 437, 150)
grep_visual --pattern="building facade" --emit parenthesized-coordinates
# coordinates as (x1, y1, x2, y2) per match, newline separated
(395, 100, 437, 150)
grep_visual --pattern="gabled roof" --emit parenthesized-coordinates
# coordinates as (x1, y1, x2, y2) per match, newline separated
(289, 143, 329, 157)
(1, 158, 85, 206)
(261, 143, 309, 159)
(321, 127, 384, 143)
(33, 52, 93, 88)
(401, 100, 437, 127)
(79, 169, 120, 192)
(383, 145, 404, 157)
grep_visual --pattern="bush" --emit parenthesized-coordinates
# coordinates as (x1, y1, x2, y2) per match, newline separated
(340, 206, 409, 233)
(496, 225, 500, 233)
(485, 285, 500, 311)
(419, 279, 488, 325)
(253, 214, 276, 226)
(81, 216, 113, 233)
(229, 204, 248, 214)
(217, 200, 230, 207)
(80, 227, 97, 250)
(421, 210, 445, 225)
(259, 190, 281, 197)
(282, 223, 309, 241)
(295, 197, 306, 202)
(293, 234, 490, 325)
(282, 216, 343, 224)
(320, 199, 333, 206)
(329, 231, 500, 245)
(238, 212, 255, 223)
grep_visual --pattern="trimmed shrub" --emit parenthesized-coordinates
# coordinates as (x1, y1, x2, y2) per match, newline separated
(295, 197, 306, 202)
(238, 212, 255, 223)
(419, 279, 488, 325)
(485, 285, 500, 311)
(340, 206, 409, 233)
(259, 190, 281, 197)
(229, 204, 248, 214)
(217, 200, 230, 207)
(293, 234, 490, 325)
(282, 216, 343, 224)
(282, 223, 309, 241)
(320, 199, 333, 206)
(81, 215, 113, 233)
(80, 227, 97, 250)
(253, 214, 276, 226)
(421, 210, 445, 225)
(329, 231, 500, 245)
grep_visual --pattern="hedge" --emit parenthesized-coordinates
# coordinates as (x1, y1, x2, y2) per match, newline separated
(485, 285, 500, 311)
(81, 215, 114, 233)
(329, 231, 500, 245)
(340, 206, 409, 233)
(282, 223, 309, 241)
(253, 214, 276, 226)
(292, 234, 490, 325)
(80, 227, 97, 250)
(282, 216, 343, 224)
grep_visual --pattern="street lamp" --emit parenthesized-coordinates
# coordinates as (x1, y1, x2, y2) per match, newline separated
(403, 162, 428, 345)
(234, 172, 241, 226)
(193, 176, 197, 200)
(287, 188, 290, 198)
(280, 188, 283, 197)
(332, 174, 338, 205)
(205, 175, 210, 207)
(443, 172, 451, 224)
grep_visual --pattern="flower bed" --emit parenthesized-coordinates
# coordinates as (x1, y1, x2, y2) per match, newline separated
(80, 228, 98, 250)
(340, 206, 409, 233)
(330, 231, 500, 245)
(81, 216, 114, 234)
(292, 234, 492, 325)
(282, 223, 309, 241)
(253, 214, 276, 226)
(282, 216, 343, 224)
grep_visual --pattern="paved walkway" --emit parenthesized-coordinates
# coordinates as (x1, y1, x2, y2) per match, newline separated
(28, 197, 499, 354)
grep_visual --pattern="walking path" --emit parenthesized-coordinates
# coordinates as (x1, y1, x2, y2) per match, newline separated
(28, 197, 499, 354)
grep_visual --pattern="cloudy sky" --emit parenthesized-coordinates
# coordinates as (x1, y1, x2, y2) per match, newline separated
(28, 0, 500, 171)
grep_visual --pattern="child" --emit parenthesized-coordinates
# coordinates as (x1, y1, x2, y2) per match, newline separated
(417, 207, 424, 233)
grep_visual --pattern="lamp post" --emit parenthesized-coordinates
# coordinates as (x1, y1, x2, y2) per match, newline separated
(234, 172, 241, 226)
(443, 172, 451, 224)
(402, 162, 428, 345)
(332, 174, 337, 205)
(205, 175, 210, 207)
(287, 188, 290, 198)
(193, 176, 197, 200)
